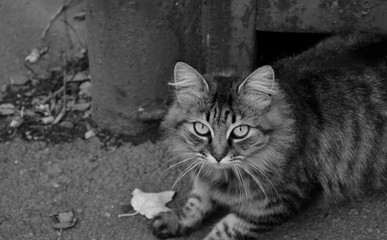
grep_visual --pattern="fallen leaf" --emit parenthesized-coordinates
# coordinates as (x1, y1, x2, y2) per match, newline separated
(41, 116, 54, 124)
(51, 210, 76, 230)
(68, 71, 90, 82)
(10, 116, 23, 128)
(79, 81, 92, 97)
(125, 188, 175, 219)
(84, 129, 96, 139)
(36, 104, 50, 116)
(0, 103, 16, 115)
(25, 47, 49, 64)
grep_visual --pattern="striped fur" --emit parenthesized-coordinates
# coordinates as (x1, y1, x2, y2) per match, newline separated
(152, 33, 387, 240)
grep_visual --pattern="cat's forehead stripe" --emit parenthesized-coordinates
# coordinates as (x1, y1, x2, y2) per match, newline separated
(208, 105, 237, 125)
(206, 76, 240, 126)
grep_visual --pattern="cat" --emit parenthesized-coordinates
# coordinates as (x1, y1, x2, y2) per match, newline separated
(151, 33, 387, 240)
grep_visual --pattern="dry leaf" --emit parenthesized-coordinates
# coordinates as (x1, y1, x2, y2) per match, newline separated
(51, 210, 77, 230)
(128, 188, 175, 219)
(10, 116, 23, 128)
(79, 81, 92, 97)
(84, 129, 96, 139)
(41, 116, 54, 124)
(69, 71, 90, 82)
(25, 47, 49, 64)
(0, 103, 16, 115)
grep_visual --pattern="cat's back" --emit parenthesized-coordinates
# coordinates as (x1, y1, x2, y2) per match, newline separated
(274, 33, 387, 122)
(275, 33, 387, 75)
(273, 33, 387, 200)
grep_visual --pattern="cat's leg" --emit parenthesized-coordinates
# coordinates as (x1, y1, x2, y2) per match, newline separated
(203, 202, 291, 240)
(151, 181, 214, 239)
(203, 213, 256, 240)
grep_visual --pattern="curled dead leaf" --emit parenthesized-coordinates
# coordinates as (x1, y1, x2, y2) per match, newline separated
(118, 188, 175, 219)
(0, 103, 16, 115)
(51, 210, 77, 230)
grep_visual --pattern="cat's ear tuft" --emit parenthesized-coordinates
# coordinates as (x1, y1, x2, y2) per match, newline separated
(170, 62, 209, 104)
(238, 65, 277, 95)
(171, 62, 209, 91)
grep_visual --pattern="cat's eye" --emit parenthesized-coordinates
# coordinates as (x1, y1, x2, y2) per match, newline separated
(193, 122, 210, 136)
(231, 125, 250, 139)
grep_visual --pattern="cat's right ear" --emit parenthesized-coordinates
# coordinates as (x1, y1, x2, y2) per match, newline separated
(169, 62, 209, 104)
(238, 65, 277, 95)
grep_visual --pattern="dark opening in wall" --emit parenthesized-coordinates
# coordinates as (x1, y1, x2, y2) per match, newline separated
(255, 31, 332, 67)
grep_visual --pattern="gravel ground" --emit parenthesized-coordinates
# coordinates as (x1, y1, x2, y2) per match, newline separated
(0, 138, 386, 240)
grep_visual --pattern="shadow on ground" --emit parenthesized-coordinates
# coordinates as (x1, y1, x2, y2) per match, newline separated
(0, 138, 386, 240)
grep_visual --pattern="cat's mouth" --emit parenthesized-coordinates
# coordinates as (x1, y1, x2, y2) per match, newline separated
(199, 154, 242, 170)
(206, 162, 230, 169)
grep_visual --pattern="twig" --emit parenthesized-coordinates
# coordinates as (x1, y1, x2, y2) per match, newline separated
(118, 211, 139, 218)
(56, 228, 63, 240)
(52, 52, 68, 125)
(62, 53, 67, 108)
(41, 4, 70, 40)
(40, 86, 64, 105)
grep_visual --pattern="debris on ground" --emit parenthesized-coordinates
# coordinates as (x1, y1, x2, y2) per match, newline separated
(51, 210, 77, 230)
(25, 46, 49, 64)
(118, 188, 175, 219)
(0, 0, 164, 148)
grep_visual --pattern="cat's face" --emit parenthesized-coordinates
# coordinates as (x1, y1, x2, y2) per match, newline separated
(163, 62, 294, 178)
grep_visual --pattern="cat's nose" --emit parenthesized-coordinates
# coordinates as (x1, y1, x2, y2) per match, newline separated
(211, 151, 227, 162)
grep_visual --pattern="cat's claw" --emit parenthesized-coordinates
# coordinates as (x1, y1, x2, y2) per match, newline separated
(151, 211, 181, 239)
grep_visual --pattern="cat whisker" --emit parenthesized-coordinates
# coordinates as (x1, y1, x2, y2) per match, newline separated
(170, 160, 201, 191)
(150, 152, 196, 176)
(232, 165, 249, 206)
(165, 156, 198, 172)
(246, 160, 281, 199)
(193, 163, 204, 189)
(237, 163, 268, 200)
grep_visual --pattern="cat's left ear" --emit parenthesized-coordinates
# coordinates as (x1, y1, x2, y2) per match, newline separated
(238, 65, 277, 95)
(170, 62, 209, 104)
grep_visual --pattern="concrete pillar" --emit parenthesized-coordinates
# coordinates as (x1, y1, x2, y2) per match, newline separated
(86, 0, 256, 134)
(86, 0, 180, 134)
(201, 0, 256, 73)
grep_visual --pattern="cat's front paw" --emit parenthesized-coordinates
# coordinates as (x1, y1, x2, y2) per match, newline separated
(151, 211, 182, 239)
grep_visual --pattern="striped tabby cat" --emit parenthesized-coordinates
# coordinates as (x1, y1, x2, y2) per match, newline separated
(151, 33, 387, 240)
